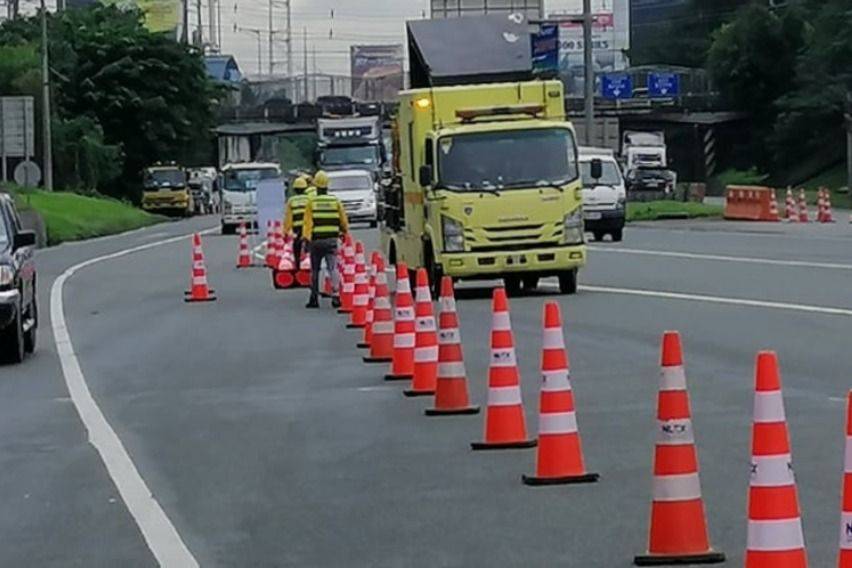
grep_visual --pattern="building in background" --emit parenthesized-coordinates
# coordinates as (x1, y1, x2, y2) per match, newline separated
(350, 45, 404, 102)
(430, 0, 543, 19)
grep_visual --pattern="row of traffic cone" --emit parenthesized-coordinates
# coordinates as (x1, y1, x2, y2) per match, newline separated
(783, 187, 835, 223)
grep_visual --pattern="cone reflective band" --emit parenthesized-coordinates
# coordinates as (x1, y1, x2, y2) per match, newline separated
(237, 222, 252, 268)
(404, 268, 438, 397)
(358, 252, 378, 348)
(745, 351, 807, 568)
(785, 189, 798, 222)
(635, 331, 723, 566)
(798, 189, 809, 223)
(384, 262, 415, 380)
(471, 288, 535, 450)
(363, 254, 393, 363)
(338, 236, 355, 314)
(347, 242, 369, 329)
(839, 391, 852, 567)
(425, 277, 479, 416)
(523, 302, 597, 485)
(273, 237, 295, 289)
(185, 233, 216, 302)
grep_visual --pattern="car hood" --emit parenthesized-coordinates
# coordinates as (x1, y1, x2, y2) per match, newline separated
(582, 184, 624, 207)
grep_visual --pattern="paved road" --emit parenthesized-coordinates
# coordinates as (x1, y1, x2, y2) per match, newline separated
(2, 217, 851, 566)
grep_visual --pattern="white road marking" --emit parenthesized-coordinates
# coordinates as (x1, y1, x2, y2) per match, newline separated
(577, 284, 852, 317)
(50, 230, 214, 568)
(588, 246, 852, 271)
(357, 386, 396, 392)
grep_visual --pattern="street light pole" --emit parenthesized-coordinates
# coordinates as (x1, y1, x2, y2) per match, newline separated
(582, 0, 595, 146)
(40, 0, 53, 191)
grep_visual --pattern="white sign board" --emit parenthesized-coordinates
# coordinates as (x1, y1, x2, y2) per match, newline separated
(0, 97, 35, 158)
(255, 178, 285, 240)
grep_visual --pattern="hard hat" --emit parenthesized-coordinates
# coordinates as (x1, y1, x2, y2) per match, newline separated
(313, 170, 329, 189)
(292, 177, 308, 190)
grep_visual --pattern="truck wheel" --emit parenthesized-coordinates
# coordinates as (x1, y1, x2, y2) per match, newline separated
(504, 275, 522, 297)
(0, 299, 25, 364)
(221, 223, 235, 235)
(522, 276, 539, 291)
(611, 229, 623, 242)
(593, 231, 605, 242)
(558, 269, 578, 295)
(369, 220, 378, 228)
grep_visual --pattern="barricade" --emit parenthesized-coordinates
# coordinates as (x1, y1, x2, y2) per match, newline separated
(724, 186, 779, 222)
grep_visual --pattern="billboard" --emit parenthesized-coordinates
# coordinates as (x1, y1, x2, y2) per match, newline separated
(103, 0, 181, 35)
(430, 0, 543, 19)
(350, 45, 404, 102)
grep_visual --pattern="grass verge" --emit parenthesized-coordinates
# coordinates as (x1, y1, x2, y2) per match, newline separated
(3, 185, 166, 245)
(627, 201, 724, 222)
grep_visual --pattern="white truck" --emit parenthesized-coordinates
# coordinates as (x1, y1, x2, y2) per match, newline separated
(622, 130, 667, 170)
(219, 162, 282, 234)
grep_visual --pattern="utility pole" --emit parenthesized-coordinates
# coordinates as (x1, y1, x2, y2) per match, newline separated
(846, 94, 852, 210)
(181, 0, 189, 43)
(208, 0, 217, 51)
(312, 44, 317, 100)
(267, 0, 273, 75)
(195, 0, 202, 46)
(216, 0, 221, 51)
(582, 0, 595, 146)
(303, 27, 308, 102)
(40, 0, 53, 191)
(285, 0, 292, 79)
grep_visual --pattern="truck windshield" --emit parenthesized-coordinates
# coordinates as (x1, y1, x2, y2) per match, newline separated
(321, 145, 379, 166)
(223, 168, 279, 192)
(437, 128, 578, 190)
(580, 161, 623, 187)
(144, 169, 185, 189)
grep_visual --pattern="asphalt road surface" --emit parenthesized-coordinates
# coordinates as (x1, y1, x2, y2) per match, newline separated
(2, 216, 851, 566)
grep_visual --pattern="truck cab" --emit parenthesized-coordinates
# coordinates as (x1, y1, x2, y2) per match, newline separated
(380, 80, 586, 295)
(315, 116, 386, 180)
(219, 162, 281, 234)
(142, 165, 193, 216)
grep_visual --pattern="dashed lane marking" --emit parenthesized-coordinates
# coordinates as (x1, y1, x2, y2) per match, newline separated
(50, 229, 215, 567)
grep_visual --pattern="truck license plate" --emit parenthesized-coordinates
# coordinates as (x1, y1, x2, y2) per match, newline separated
(585, 212, 602, 220)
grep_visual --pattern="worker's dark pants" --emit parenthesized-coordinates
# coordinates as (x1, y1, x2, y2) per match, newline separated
(293, 235, 304, 265)
(309, 237, 339, 301)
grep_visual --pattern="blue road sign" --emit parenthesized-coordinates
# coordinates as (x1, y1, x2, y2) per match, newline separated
(601, 74, 633, 100)
(648, 72, 680, 97)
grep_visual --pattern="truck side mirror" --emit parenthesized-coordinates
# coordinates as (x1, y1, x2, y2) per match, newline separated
(418, 165, 432, 188)
(590, 158, 603, 181)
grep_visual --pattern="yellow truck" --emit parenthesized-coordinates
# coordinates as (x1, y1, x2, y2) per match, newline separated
(380, 79, 586, 295)
(142, 164, 193, 216)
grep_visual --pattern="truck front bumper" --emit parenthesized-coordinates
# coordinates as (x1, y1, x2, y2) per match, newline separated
(584, 208, 625, 232)
(438, 245, 586, 280)
(0, 289, 20, 329)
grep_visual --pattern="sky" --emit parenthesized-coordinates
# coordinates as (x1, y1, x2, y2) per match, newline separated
(214, 0, 607, 76)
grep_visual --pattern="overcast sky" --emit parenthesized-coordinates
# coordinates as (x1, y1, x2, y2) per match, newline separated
(218, 0, 601, 76)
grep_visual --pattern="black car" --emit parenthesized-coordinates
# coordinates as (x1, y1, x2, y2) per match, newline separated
(625, 167, 676, 200)
(0, 193, 37, 363)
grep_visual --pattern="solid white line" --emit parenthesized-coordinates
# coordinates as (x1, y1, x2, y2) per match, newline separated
(578, 284, 852, 317)
(50, 230, 212, 568)
(588, 246, 852, 271)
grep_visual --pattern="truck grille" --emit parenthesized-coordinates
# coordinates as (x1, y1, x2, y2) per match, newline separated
(465, 222, 562, 252)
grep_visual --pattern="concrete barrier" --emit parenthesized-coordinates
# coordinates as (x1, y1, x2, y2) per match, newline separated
(723, 186, 779, 222)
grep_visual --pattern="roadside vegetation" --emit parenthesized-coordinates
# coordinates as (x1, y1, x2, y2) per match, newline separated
(627, 201, 723, 222)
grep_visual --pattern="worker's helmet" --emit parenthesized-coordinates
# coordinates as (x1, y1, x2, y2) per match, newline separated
(292, 177, 308, 191)
(313, 170, 329, 190)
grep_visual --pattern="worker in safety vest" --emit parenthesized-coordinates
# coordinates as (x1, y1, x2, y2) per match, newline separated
(284, 176, 310, 262)
(302, 170, 349, 309)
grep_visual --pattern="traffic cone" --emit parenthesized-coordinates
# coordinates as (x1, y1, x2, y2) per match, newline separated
(347, 242, 369, 329)
(838, 391, 852, 567)
(273, 221, 284, 269)
(785, 188, 798, 222)
(184, 233, 216, 302)
(264, 221, 275, 268)
(273, 236, 295, 289)
(745, 351, 807, 568)
(338, 236, 355, 314)
(798, 189, 809, 223)
(522, 302, 598, 485)
(358, 252, 378, 349)
(236, 222, 252, 268)
(296, 248, 311, 287)
(471, 287, 536, 450)
(817, 189, 826, 223)
(363, 254, 393, 363)
(384, 262, 415, 381)
(634, 331, 724, 565)
(425, 276, 479, 416)
(768, 190, 780, 222)
(404, 268, 438, 397)
(824, 189, 835, 223)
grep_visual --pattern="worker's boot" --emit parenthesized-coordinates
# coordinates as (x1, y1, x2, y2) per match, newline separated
(331, 295, 341, 309)
(305, 296, 319, 309)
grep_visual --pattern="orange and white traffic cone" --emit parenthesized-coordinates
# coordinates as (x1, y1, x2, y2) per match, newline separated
(273, 236, 295, 289)
(634, 331, 724, 565)
(838, 390, 852, 567)
(471, 287, 536, 450)
(745, 351, 807, 568)
(425, 276, 479, 416)
(824, 189, 835, 223)
(358, 252, 378, 349)
(236, 222, 252, 268)
(296, 248, 311, 287)
(798, 189, 810, 223)
(347, 242, 369, 329)
(768, 190, 780, 222)
(817, 189, 826, 222)
(338, 236, 355, 314)
(785, 188, 798, 222)
(523, 302, 597, 485)
(273, 221, 284, 269)
(384, 262, 415, 381)
(264, 221, 275, 268)
(404, 268, 438, 397)
(185, 233, 216, 302)
(363, 254, 393, 363)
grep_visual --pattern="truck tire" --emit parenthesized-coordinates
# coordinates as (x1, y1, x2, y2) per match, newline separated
(221, 223, 235, 235)
(558, 269, 578, 295)
(24, 293, 37, 354)
(504, 275, 522, 297)
(593, 231, 605, 242)
(522, 276, 539, 291)
(611, 228, 623, 242)
(1, 299, 25, 364)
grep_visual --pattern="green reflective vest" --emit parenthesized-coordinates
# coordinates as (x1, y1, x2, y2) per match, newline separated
(311, 193, 343, 239)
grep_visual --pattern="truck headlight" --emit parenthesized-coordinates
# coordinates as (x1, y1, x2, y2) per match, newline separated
(563, 208, 584, 245)
(442, 216, 465, 252)
(616, 196, 626, 210)
(0, 265, 14, 288)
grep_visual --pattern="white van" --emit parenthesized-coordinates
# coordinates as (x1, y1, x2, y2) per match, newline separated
(579, 147, 627, 242)
(219, 162, 281, 234)
(327, 169, 378, 227)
